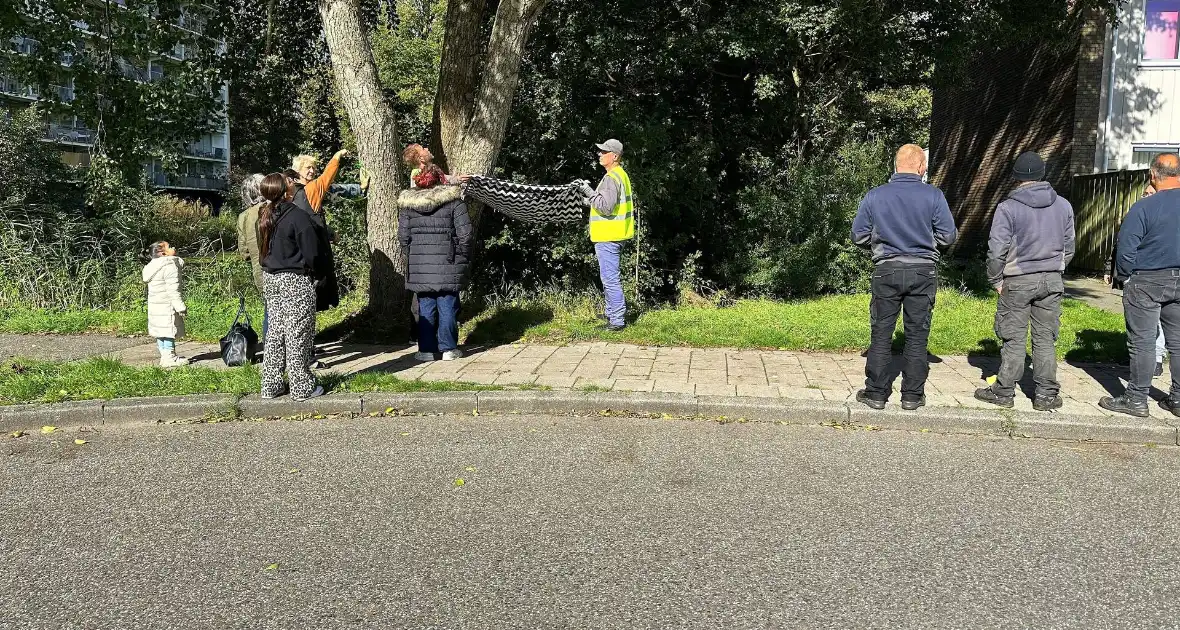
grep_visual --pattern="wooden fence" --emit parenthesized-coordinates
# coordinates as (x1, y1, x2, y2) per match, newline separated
(1070, 169, 1152, 272)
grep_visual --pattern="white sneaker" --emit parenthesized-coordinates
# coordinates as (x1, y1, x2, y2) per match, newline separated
(160, 355, 189, 368)
(441, 349, 464, 361)
(292, 385, 325, 402)
(414, 352, 435, 362)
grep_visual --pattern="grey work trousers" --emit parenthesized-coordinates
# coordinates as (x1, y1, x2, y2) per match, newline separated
(993, 272, 1064, 399)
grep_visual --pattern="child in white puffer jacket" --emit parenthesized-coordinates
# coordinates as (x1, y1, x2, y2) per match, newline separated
(142, 241, 189, 367)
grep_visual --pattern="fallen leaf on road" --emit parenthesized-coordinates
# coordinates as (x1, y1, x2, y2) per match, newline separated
(465, 466, 477, 473)
(264, 563, 279, 571)
(385, 407, 394, 415)
(41, 426, 57, 434)
(10, 431, 25, 438)
(920, 428, 931, 433)
(400, 432, 410, 437)
(453, 478, 465, 487)
(289, 468, 300, 474)
(74, 439, 88, 445)
(369, 412, 380, 417)
(312, 414, 325, 420)
(472, 409, 479, 417)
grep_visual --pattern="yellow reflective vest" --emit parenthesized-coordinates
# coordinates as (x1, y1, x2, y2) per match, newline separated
(589, 167, 635, 243)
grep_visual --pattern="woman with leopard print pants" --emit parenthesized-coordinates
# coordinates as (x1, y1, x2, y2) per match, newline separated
(257, 173, 326, 401)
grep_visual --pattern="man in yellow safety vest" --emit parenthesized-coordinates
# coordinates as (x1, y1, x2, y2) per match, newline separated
(580, 139, 635, 331)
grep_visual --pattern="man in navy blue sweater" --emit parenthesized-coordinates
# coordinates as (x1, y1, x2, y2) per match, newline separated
(851, 144, 958, 410)
(1101, 153, 1180, 418)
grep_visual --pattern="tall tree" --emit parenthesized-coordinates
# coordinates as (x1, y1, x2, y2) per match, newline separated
(319, 0, 406, 319)
(318, 0, 550, 319)
(432, 0, 550, 223)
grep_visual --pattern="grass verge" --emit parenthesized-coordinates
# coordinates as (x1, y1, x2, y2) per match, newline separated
(0, 357, 498, 406)
(462, 291, 1128, 362)
(0, 292, 366, 343)
(1, 289, 1129, 363)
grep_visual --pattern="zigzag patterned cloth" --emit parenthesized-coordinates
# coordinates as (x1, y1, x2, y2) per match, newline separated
(462, 175, 589, 224)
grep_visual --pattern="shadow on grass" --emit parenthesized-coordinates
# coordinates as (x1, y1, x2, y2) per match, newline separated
(465, 304, 555, 345)
(1065, 330, 1128, 365)
(317, 307, 412, 345)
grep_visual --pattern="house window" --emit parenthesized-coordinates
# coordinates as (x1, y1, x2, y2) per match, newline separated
(1145, 0, 1180, 60)
(1132, 145, 1180, 168)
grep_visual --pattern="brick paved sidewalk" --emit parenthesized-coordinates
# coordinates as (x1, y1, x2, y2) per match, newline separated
(107, 339, 1148, 418)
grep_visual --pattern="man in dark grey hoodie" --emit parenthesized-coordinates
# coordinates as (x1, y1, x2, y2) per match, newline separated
(975, 152, 1075, 411)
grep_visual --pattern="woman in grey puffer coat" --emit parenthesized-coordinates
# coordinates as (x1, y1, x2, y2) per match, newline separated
(398, 166, 472, 362)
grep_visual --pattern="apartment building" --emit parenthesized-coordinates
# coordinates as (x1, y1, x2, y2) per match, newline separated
(1, 6, 230, 197)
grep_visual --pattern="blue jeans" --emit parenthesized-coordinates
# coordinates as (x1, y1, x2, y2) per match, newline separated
(157, 338, 175, 352)
(595, 241, 625, 327)
(417, 292, 460, 354)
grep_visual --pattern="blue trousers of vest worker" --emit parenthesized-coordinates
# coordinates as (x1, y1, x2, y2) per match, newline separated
(595, 241, 626, 327)
(417, 292, 460, 354)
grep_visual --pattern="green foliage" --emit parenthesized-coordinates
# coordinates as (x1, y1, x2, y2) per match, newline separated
(213, 0, 340, 173)
(720, 141, 889, 297)
(0, 109, 152, 308)
(325, 197, 370, 296)
(143, 195, 237, 257)
(372, 0, 446, 144)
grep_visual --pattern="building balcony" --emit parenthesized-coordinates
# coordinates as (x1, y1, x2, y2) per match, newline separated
(150, 171, 227, 191)
(45, 122, 94, 144)
(0, 76, 36, 99)
(0, 76, 74, 102)
(184, 146, 227, 161)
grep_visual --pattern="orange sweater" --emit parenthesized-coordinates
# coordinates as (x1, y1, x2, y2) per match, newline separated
(304, 153, 343, 213)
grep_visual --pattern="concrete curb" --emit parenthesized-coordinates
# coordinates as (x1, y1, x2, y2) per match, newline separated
(1, 391, 1176, 446)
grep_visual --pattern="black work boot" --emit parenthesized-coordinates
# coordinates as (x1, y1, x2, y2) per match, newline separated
(856, 389, 886, 410)
(974, 386, 1014, 408)
(1098, 395, 1150, 418)
(1033, 395, 1063, 412)
(1159, 398, 1180, 418)
(900, 396, 926, 411)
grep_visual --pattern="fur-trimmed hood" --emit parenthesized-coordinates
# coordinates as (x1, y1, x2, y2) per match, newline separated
(398, 185, 463, 214)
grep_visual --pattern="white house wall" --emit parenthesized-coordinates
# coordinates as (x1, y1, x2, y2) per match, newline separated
(1102, 0, 1180, 170)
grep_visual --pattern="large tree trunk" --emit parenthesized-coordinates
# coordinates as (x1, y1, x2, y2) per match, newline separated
(433, 0, 549, 228)
(319, 0, 405, 322)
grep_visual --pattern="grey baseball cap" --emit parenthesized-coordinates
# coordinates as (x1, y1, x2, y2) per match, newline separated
(595, 139, 624, 155)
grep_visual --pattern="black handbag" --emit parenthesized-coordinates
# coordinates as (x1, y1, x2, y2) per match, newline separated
(220, 298, 259, 367)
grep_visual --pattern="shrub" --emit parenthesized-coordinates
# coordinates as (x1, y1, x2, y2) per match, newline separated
(718, 141, 888, 298)
(144, 195, 236, 256)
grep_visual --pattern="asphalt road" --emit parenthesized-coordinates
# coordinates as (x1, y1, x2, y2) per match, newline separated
(3, 415, 1179, 629)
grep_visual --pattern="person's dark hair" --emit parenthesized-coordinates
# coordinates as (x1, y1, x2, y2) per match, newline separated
(148, 241, 169, 259)
(282, 168, 300, 181)
(258, 173, 288, 259)
(1150, 153, 1180, 180)
(413, 164, 445, 188)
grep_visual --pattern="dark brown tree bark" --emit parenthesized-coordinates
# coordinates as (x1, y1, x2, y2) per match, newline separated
(319, 0, 405, 321)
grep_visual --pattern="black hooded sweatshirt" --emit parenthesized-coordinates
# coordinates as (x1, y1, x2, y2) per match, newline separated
(261, 201, 324, 276)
